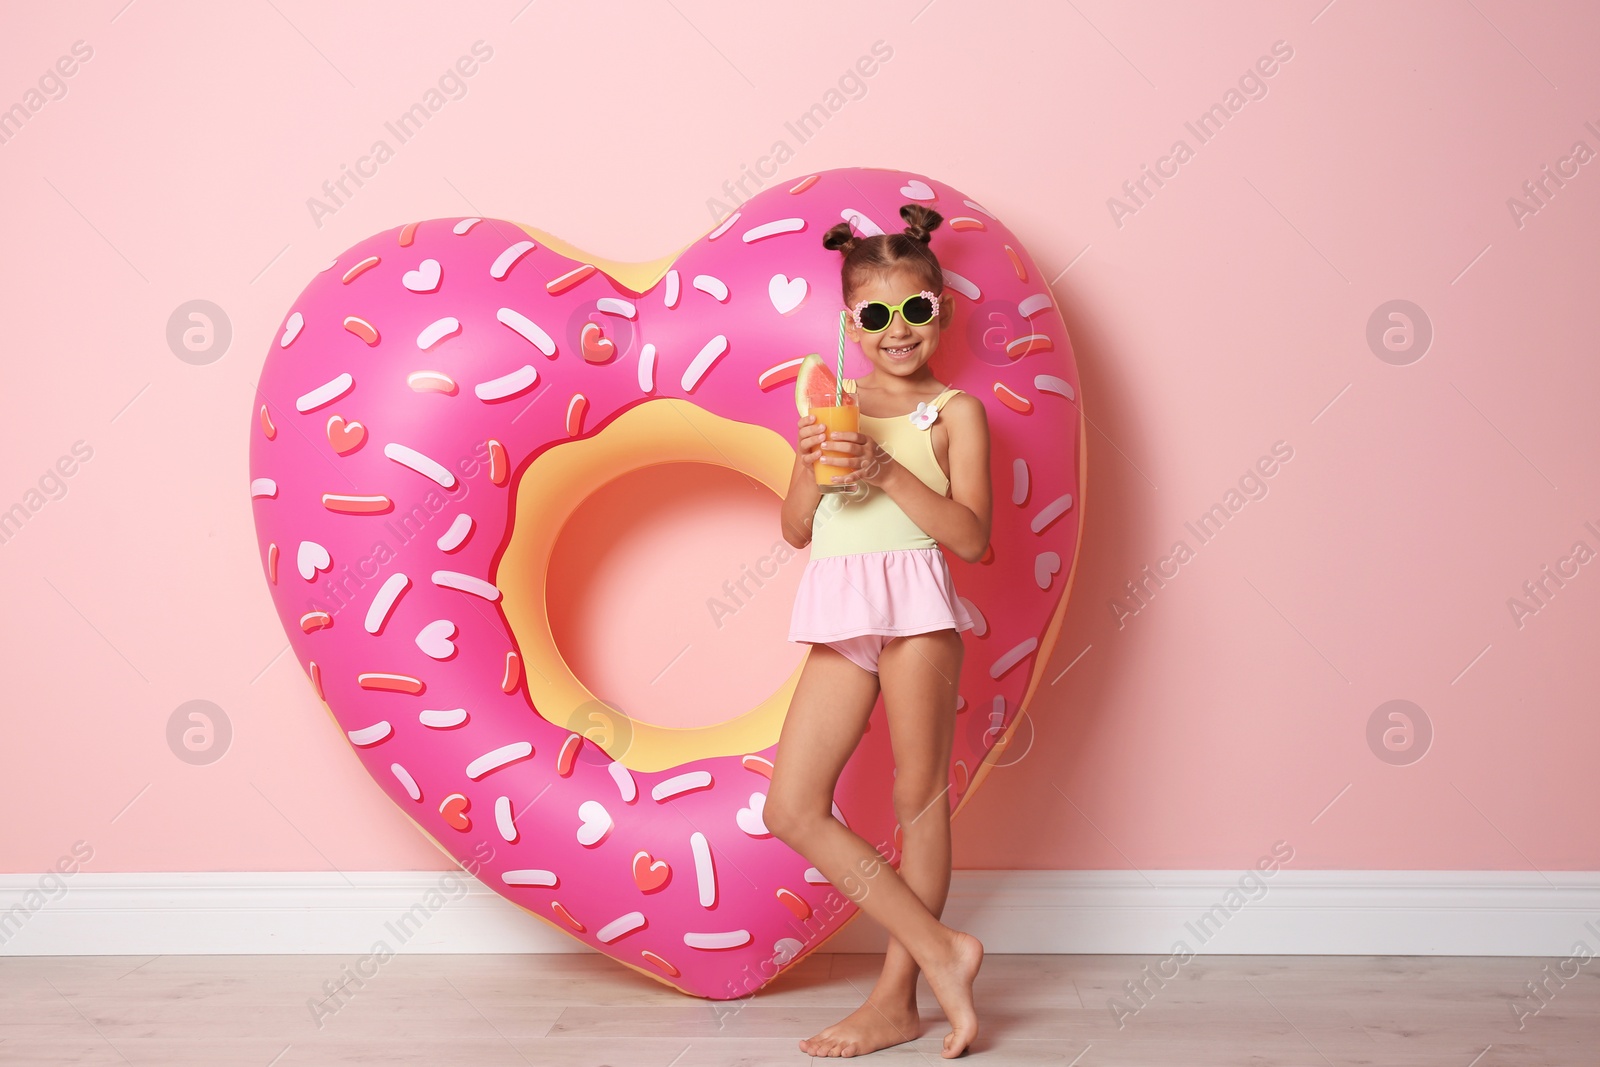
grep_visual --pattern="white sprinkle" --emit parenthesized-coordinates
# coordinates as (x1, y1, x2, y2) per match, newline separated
(503, 869, 557, 887)
(680, 335, 729, 392)
(417, 317, 461, 350)
(384, 442, 457, 488)
(1031, 493, 1073, 533)
(250, 478, 277, 499)
(494, 796, 518, 842)
(364, 574, 411, 635)
(296, 373, 354, 413)
(597, 911, 646, 943)
(497, 308, 557, 356)
(390, 763, 421, 800)
(963, 198, 997, 220)
(466, 741, 533, 780)
(941, 270, 980, 300)
(684, 929, 751, 950)
(741, 218, 804, 243)
(475, 364, 538, 401)
(596, 297, 636, 319)
(990, 638, 1039, 680)
(436, 513, 474, 552)
(1035, 374, 1075, 401)
(690, 831, 716, 908)
(406, 370, 455, 392)
(490, 240, 536, 279)
(433, 570, 501, 601)
(638, 342, 657, 393)
(279, 312, 304, 348)
(1019, 293, 1053, 318)
(664, 270, 681, 309)
(348, 721, 393, 746)
(692, 274, 729, 301)
(803, 867, 829, 885)
(609, 761, 637, 803)
(1012, 458, 1030, 506)
(420, 707, 469, 728)
(959, 596, 987, 638)
(652, 770, 713, 802)
(839, 208, 883, 237)
(452, 218, 481, 234)
(706, 212, 740, 240)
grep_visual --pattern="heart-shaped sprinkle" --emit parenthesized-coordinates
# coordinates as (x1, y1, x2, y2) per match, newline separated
(900, 179, 935, 200)
(632, 850, 671, 892)
(773, 937, 804, 965)
(736, 792, 770, 837)
(403, 258, 442, 292)
(415, 620, 457, 660)
(768, 274, 807, 315)
(576, 799, 612, 847)
(326, 415, 366, 455)
(439, 792, 471, 831)
(580, 322, 615, 363)
(1035, 551, 1061, 590)
(296, 540, 331, 580)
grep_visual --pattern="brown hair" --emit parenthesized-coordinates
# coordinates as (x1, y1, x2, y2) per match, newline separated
(822, 203, 944, 307)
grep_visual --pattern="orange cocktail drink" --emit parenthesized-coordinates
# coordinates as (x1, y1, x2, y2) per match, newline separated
(812, 396, 859, 492)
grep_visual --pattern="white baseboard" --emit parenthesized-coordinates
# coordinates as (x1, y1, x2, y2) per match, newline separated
(3, 870, 1598, 956)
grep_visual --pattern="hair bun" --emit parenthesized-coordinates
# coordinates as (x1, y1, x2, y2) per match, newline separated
(821, 221, 859, 257)
(898, 203, 943, 245)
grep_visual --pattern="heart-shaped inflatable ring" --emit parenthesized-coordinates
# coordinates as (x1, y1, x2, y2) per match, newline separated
(249, 167, 1084, 999)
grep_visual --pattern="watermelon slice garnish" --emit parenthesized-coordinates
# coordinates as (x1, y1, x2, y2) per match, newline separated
(794, 353, 856, 416)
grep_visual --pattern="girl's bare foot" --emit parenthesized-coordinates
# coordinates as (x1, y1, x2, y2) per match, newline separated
(798, 996, 921, 1058)
(922, 929, 984, 1057)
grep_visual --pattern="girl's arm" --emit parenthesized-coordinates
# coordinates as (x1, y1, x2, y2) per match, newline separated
(780, 416, 827, 549)
(875, 394, 992, 563)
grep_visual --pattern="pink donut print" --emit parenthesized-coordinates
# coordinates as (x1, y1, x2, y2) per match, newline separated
(248, 167, 1083, 999)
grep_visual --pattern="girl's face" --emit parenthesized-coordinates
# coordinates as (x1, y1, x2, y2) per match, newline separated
(844, 266, 955, 381)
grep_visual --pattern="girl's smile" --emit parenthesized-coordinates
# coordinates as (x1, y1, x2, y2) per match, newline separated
(845, 266, 955, 380)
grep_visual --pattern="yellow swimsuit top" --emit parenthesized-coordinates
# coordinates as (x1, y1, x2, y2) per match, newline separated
(809, 385, 962, 559)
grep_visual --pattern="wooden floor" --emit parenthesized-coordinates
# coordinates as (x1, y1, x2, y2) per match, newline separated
(1, 952, 1594, 1064)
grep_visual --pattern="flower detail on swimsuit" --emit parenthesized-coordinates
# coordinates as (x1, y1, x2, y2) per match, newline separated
(909, 401, 938, 430)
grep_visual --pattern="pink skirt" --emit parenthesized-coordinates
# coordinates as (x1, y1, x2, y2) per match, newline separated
(788, 546, 976, 643)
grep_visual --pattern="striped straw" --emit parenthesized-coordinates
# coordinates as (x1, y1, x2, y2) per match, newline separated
(836, 309, 845, 406)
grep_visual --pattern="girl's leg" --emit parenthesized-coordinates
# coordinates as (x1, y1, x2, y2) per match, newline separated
(790, 629, 969, 1057)
(771, 643, 918, 1057)
(767, 637, 982, 1059)
(866, 628, 963, 1012)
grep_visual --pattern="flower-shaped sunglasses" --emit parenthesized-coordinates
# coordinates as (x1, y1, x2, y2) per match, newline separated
(849, 290, 941, 333)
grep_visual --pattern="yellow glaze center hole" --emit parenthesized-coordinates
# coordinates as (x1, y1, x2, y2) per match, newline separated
(497, 399, 807, 773)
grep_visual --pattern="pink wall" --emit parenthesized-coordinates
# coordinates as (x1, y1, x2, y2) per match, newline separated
(3, 1, 1596, 876)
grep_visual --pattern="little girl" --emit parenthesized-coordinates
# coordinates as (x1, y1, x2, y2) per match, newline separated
(766, 203, 991, 1059)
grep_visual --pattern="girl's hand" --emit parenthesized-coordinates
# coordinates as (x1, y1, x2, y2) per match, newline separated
(795, 414, 829, 469)
(821, 430, 899, 489)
